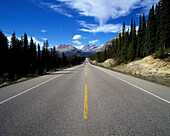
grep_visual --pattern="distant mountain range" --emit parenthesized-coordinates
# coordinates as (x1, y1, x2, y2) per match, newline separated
(56, 38, 114, 57)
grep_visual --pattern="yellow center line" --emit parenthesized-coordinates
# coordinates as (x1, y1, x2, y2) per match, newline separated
(84, 84, 88, 119)
(86, 72, 87, 76)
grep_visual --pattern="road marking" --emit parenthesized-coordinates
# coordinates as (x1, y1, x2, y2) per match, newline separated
(91, 65, 170, 104)
(84, 84, 88, 119)
(86, 72, 87, 76)
(0, 65, 83, 105)
(0, 74, 63, 105)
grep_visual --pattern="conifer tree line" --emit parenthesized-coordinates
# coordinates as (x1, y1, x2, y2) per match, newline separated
(0, 31, 85, 83)
(89, 0, 169, 63)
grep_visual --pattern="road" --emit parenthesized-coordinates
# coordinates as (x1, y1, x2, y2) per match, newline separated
(0, 59, 170, 136)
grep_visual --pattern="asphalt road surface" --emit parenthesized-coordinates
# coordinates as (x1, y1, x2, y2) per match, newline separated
(0, 59, 170, 136)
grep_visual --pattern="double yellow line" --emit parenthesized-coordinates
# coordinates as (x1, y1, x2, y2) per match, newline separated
(84, 64, 88, 119)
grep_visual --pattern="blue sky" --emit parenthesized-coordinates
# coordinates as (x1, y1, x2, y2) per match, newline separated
(0, 0, 159, 49)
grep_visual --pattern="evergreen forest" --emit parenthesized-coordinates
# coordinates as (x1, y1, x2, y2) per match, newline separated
(89, 0, 169, 63)
(0, 32, 85, 84)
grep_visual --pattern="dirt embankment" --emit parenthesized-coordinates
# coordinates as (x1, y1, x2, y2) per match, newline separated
(90, 56, 170, 86)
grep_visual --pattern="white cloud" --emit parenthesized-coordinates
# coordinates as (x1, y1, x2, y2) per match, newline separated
(77, 21, 96, 29)
(58, 0, 159, 24)
(57, 0, 159, 34)
(42, 37, 48, 41)
(6, 34, 21, 43)
(78, 21, 122, 33)
(72, 40, 82, 45)
(38, 2, 72, 17)
(89, 39, 98, 44)
(35, 0, 158, 34)
(58, 0, 141, 25)
(6, 34, 13, 42)
(28, 37, 44, 47)
(136, 26, 139, 31)
(49, 4, 72, 17)
(41, 29, 47, 33)
(136, 0, 159, 15)
(72, 34, 82, 39)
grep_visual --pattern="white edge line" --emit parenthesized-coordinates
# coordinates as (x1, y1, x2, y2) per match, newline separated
(0, 74, 62, 105)
(0, 65, 83, 105)
(91, 64, 170, 104)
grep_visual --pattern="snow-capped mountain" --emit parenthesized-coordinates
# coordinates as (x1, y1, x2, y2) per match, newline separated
(82, 45, 98, 52)
(56, 44, 96, 57)
(56, 44, 77, 52)
(56, 38, 115, 57)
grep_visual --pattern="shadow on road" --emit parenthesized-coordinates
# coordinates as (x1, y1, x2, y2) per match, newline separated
(48, 72, 71, 75)
(62, 69, 76, 71)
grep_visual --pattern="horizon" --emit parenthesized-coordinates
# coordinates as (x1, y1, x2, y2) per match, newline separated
(0, 0, 159, 49)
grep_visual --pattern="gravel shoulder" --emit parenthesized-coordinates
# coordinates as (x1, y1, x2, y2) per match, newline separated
(90, 56, 170, 86)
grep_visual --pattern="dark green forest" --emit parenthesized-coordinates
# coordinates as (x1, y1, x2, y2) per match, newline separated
(89, 0, 169, 63)
(0, 31, 85, 84)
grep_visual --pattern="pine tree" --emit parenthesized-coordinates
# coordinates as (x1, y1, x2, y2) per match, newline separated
(150, 6, 156, 53)
(127, 41, 134, 61)
(132, 20, 137, 59)
(127, 19, 136, 61)
(96, 52, 100, 63)
(29, 37, 34, 73)
(11, 32, 17, 49)
(103, 49, 107, 61)
(10, 32, 19, 78)
(112, 40, 116, 58)
(42, 42, 46, 72)
(33, 43, 37, 73)
(16, 37, 24, 77)
(136, 15, 142, 58)
(53, 46, 56, 68)
(159, 0, 170, 58)
(145, 9, 151, 56)
(162, 0, 170, 50)
(24, 33, 28, 51)
(141, 13, 146, 57)
(155, 3, 161, 51)
(121, 29, 129, 62)
(115, 37, 118, 59)
(30, 37, 34, 49)
(45, 40, 49, 49)
(20, 35, 24, 48)
(0, 30, 9, 76)
(23, 33, 28, 75)
(145, 6, 156, 56)
(61, 52, 67, 66)
(122, 22, 125, 46)
(107, 45, 113, 59)
(37, 44, 42, 74)
(45, 40, 50, 71)
(117, 33, 122, 58)
(120, 22, 126, 62)
(151, 5, 156, 52)
(50, 48, 53, 69)
(130, 17, 133, 42)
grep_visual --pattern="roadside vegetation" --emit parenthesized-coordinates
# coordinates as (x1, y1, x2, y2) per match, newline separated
(0, 31, 85, 86)
(89, 0, 169, 86)
(89, 0, 169, 65)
